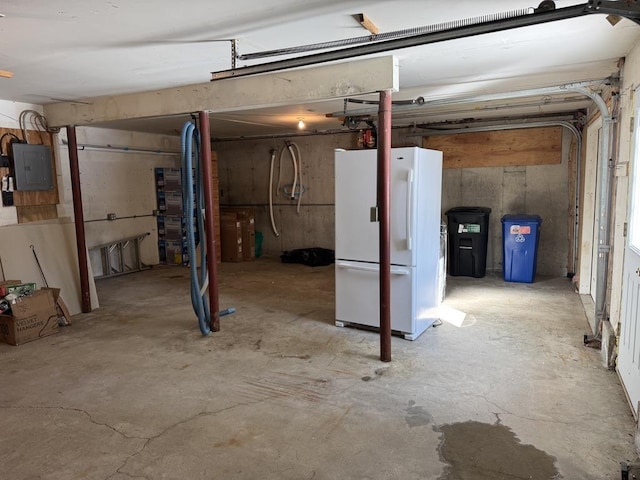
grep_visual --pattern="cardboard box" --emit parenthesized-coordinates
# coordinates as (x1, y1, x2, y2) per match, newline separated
(220, 218, 243, 262)
(158, 239, 189, 266)
(155, 167, 183, 192)
(0, 289, 58, 345)
(157, 215, 196, 240)
(155, 167, 195, 192)
(157, 191, 194, 216)
(221, 207, 255, 261)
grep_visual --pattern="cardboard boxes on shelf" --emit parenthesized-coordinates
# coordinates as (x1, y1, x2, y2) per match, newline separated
(155, 167, 196, 266)
(154, 153, 221, 265)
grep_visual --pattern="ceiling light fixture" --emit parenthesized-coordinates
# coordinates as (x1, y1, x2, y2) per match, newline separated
(297, 119, 305, 130)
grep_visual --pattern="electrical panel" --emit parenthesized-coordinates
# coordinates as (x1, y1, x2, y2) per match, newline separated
(11, 143, 54, 191)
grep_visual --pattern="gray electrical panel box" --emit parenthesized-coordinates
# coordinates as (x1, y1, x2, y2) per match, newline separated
(11, 143, 54, 191)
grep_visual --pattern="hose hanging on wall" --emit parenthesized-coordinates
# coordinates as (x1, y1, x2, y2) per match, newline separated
(268, 142, 305, 236)
(268, 149, 280, 236)
(275, 143, 292, 199)
(181, 121, 211, 336)
(287, 142, 304, 213)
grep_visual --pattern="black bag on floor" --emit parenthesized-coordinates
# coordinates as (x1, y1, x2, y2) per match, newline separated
(280, 247, 335, 267)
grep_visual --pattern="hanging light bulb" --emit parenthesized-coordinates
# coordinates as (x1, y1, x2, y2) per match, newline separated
(297, 119, 305, 130)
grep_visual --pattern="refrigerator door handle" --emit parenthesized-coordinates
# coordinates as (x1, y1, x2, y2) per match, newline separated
(336, 262, 410, 276)
(406, 169, 414, 251)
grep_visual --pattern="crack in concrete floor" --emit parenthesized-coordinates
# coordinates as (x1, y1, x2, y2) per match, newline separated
(1, 401, 274, 480)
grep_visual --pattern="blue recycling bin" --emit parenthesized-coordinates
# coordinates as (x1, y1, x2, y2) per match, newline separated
(501, 214, 542, 283)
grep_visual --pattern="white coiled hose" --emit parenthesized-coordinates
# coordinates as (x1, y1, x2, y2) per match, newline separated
(269, 142, 304, 236)
(268, 149, 280, 237)
(287, 142, 303, 214)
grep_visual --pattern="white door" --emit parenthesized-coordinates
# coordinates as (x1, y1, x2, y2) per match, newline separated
(618, 93, 640, 417)
(334, 148, 416, 266)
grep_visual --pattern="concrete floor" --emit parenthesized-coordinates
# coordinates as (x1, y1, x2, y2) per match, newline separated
(0, 257, 637, 479)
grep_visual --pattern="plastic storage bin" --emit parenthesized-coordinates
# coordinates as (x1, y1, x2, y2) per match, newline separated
(501, 214, 542, 283)
(445, 207, 491, 278)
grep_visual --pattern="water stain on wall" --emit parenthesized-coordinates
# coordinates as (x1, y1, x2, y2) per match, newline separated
(436, 420, 560, 479)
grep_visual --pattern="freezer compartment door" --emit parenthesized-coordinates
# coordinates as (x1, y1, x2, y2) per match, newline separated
(335, 260, 415, 336)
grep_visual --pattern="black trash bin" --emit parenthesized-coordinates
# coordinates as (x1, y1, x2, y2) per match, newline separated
(445, 207, 492, 278)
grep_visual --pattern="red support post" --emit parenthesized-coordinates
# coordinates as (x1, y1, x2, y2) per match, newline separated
(66, 126, 91, 313)
(378, 90, 392, 362)
(198, 111, 220, 332)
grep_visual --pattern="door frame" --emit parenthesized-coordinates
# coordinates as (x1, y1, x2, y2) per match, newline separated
(578, 117, 602, 298)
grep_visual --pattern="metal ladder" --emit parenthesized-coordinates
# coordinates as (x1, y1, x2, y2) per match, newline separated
(91, 233, 150, 279)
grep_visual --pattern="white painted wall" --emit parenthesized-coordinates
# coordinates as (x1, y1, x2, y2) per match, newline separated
(55, 127, 180, 275)
(0, 100, 44, 226)
(0, 220, 99, 314)
(0, 97, 182, 311)
(0, 100, 98, 314)
(0, 100, 43, 129)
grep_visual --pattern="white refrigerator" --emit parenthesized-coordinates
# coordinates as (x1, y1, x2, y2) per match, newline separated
(334, 147, 443, 340)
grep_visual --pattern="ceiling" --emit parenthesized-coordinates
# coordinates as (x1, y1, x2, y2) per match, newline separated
(1, 0, 639, 138)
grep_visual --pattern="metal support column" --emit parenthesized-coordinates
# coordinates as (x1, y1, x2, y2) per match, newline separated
(378, 90, 392, 362)
(198, 111, 220, 332)
(66, 126, 91, 313)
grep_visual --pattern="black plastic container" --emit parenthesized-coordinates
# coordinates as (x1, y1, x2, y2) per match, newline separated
(445, 207, 492, 278)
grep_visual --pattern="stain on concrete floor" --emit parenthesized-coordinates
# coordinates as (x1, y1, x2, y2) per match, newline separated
(361, 367, 389, 382)
(405, 400, 433, 428)
(437, 421, 559, 480)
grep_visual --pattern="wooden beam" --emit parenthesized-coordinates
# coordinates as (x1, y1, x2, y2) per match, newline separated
(355, 13, 379, 34)
(423, 126, 562, 169)
(44, 56, 399, 127)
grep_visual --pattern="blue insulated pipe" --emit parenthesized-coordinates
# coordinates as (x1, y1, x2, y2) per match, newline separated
(181, 121, 211, 336)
